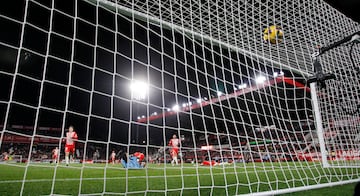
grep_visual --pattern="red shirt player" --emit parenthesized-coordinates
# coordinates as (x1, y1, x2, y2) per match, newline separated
(168, 134, 180, 166)
(64, 125, 78, 166)
(110, 150, 116, 164)
(52, 147, 59, 164)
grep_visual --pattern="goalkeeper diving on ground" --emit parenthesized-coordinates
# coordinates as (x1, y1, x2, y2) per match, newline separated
(120, 151, 146, 168)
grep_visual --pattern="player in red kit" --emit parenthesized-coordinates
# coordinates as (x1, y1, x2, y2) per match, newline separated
(168, 134, 180, 166)
(52, 147, 59, 164)
(133, 152, 145, 162)
(110, 150, 116, 164)
(64, 125, 78, 166)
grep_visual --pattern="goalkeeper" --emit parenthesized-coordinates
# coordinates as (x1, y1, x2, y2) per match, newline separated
(120, 151, 145, 169)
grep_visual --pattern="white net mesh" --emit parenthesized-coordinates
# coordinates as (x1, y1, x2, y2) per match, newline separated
(0, 0, 359, 195)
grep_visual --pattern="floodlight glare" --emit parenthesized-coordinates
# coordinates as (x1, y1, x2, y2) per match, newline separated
(130, 80, 149, 100)
(217, 91, 223, 96)
(238, 83, 247, 89)
(255, 76, 266, 84)
(172, 105, 180, 112)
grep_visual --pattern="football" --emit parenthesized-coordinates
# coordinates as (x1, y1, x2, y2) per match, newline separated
(263, 25, 284, 44)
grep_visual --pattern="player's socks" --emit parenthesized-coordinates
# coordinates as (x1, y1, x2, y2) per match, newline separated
(65, 155, 69, 165)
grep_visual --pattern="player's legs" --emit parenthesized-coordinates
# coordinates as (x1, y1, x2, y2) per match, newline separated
(170, 150, 175, 166)
(173, 148, 179, 165)
(65, 152, 69, 165)
(53, 155, 57, 164)
(65, 145, 74, 165)
(65, 146, 69, 165)
(174, 155, 178, 165)
(70, 149, 75, 163)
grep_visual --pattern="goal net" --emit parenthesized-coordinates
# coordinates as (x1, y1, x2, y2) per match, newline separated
(0, 0, 359, 195)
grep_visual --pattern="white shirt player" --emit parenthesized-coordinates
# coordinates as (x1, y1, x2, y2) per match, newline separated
(111, 152, 116, 159)
(66, 131, 78, 145)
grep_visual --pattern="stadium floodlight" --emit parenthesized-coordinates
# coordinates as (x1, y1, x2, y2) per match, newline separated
(172, 105, 180, 112)
(255, 75, 267, 84)
(137, 116, 141, 120)
(238, 83, 247, 89)
(166, 108, 171, 112)
(130, 80, 149, 100)
(217, 91, 223, 96)
(182, 103, 187, 107)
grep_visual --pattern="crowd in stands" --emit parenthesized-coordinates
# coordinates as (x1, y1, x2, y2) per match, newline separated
(1, 126, 311, 164)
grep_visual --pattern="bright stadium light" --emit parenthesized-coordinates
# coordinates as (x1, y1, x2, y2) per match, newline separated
(172, 105, 180, 112)
(238, 83, 247, 89)
(255, 75, 266, 84)
(130, 80, 149, 100)
(217, 91, 223, 96)
(196, 98, 202, 103)
(182, 103, 187, 107)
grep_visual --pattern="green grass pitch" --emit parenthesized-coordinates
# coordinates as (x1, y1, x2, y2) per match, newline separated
(0, 162, 358, 195)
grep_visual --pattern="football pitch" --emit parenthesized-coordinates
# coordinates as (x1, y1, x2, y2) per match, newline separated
(0, 162, 358, 195)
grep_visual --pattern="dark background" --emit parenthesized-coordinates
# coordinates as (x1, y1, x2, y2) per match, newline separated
(325, 0, 360, 23)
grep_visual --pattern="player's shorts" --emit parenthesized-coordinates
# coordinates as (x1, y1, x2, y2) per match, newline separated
(171, 148, 179, 157)
(53, 155, 58, 159)
(65, 144, 75, 153)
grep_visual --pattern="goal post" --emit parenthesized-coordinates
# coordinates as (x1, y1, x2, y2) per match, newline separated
(0, 0, 360, 195)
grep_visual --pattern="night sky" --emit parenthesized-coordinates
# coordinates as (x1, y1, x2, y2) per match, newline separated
(0, 0, 312, 149)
